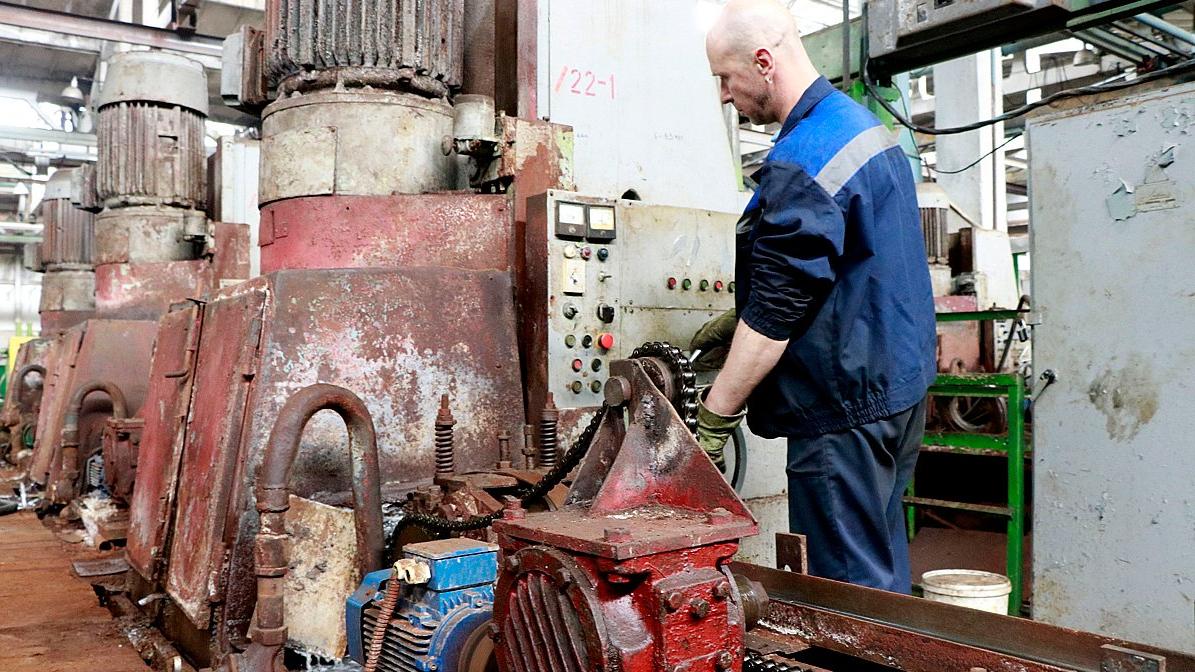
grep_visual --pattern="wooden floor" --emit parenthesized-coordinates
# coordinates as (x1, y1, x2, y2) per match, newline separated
(0, 510, 149, 672)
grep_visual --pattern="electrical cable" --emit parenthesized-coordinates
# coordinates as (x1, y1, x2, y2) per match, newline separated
(923, 132, 1023, 175)
(863, 54, 1195, 135)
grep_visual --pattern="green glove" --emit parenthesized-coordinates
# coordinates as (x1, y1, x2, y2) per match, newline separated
(690, 308, 737, 372)
(695, 388, 745, 473)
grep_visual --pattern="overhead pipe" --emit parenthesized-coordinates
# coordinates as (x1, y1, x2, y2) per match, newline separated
(1086, 27, 1160, 59)
(1134, 13, 1195, 48)
(1113, 20, 1193, 55)
(58, 380, 129, 501)
(1074, 30, 1149, 63)
(234, 384, 384, 672)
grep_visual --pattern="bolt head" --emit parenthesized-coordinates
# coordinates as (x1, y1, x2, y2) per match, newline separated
(688, 598, 710, 619)
(554, 568, 574, 588)
(716, 651, 734, 670)
(712, 581, 731, 600)
(665, 591, 685, 612)
(505, 556, 521, 572)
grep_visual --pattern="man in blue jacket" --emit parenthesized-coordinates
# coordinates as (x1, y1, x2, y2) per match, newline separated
(694, 0, 937, 593)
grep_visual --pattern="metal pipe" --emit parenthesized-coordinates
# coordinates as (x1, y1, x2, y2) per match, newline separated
(10, 363, 45, 407)
(1074, 30, 1148, 63)
(241, 384, 384, 672)
(1113, 20, 1193, 55)
(1135, 12, 1195, 47)
(1086, 27, 1158, 58)
(58, 380, 128, 500)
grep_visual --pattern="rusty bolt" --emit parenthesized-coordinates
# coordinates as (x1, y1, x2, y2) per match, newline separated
(712, 580, 731, 600)
(688, 597, 710, 618)
(502, 496, 526, 520)
(506, 555, 521, 572)
(555, 568, 574, 588)
(664, 591, 686, 612)
(603, 527, 632, 543)
(715, 651, 734, 670)
(706, 507, 732, 524)
(488, 622, 501, 638)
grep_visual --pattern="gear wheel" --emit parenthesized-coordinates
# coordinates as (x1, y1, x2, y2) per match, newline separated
(630, 341, 699, 433)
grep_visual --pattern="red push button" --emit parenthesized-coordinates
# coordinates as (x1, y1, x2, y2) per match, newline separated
(597, 333, 615, 350)
(714, 280, 724, 292)
(667, 277, 678, 290)
(571, 359, 584, 372)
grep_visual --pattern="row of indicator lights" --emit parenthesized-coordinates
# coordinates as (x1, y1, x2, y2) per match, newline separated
(666, 278, 735, 293)
(563, 245, 611, 261)
(570, 380, 605, 394)
(570, 358, 604, 373)
(564, 333, 615, 350)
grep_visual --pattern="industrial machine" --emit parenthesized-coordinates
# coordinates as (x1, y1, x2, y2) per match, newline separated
(0, 337, 49, 467)
(339, 347, 1195, 672)
(31, 167, 95, 336)
(109, 0, 573, 668)
(24, 50, 249, 514)
(14, 0, 1187, 668)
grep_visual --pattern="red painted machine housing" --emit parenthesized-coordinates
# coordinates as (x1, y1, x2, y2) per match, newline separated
(27, 319, 157, 496)
(121, 263, 526, 662)
(493, 358, 758, 672)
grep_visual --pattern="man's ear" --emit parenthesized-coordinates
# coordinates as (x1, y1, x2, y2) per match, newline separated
(754, 48, 775, 77)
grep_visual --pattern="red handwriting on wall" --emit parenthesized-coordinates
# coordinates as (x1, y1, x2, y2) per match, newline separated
(554, 66, 616, 99)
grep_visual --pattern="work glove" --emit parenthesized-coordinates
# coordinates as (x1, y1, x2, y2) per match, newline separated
(695, 388, 745, 473)
(689, 308, 737, 372)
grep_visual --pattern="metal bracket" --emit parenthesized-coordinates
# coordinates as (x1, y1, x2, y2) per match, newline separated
(1102, 645, 1167, 672)
(776, 533, 809, 575)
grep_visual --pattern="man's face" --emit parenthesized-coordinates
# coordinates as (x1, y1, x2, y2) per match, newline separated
(707, 41, 773, 125)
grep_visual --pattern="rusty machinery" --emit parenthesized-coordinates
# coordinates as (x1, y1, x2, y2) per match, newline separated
(24, 50, 250, 513)
(0, 341, 49, 468)
(0, 168, 94, 468)
(107, 0, 573, 668)
(336, 347, 1195, 672)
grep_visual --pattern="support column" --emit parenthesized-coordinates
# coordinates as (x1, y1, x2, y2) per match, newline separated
(932, 49, 1007, 233)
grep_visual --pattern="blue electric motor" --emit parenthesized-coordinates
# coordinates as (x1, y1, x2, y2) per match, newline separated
(346, 538, 499, 672)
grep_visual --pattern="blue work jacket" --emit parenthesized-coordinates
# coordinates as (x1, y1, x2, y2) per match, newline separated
(735, 77, 936, 438)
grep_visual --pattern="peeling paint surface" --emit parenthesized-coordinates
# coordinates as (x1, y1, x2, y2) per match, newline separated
(164, 267, 525, 652)
(1029, 83, 1195, 652)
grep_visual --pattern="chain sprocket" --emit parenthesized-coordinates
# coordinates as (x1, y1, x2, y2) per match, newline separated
(630, 341, 699, 433)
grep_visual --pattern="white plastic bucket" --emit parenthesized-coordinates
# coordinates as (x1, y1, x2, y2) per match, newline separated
(920, 569, 1012, 615)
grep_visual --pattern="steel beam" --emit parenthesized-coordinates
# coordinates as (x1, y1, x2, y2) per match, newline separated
(0, 126, 96, 147)
(0, 2, 222, 59)
(733, 562, 1195, 672)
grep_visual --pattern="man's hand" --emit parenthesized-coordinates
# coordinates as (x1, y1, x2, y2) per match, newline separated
(690, 308, 737, 372)
(696, 388, 745, 472)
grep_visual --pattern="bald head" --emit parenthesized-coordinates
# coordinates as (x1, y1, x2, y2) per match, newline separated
(707, 0, 800, 65)
(706, 0, 819, 125)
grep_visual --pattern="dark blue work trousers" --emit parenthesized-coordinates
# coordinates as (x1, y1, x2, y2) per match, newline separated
(786, 397, 926, 593)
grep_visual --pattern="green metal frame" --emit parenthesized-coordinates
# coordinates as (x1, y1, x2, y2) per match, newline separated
(906, 313, 1029, 615)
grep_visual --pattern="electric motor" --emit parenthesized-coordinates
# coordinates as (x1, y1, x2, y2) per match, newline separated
(346, 539, 498, 672)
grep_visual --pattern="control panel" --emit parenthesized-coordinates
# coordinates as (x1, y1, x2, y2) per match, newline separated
(522, 191, 737, 430)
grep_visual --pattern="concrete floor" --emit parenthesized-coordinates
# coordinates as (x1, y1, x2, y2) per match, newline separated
(0, 510, 149, 672)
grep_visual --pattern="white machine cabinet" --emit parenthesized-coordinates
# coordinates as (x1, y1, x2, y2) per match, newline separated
(1029, 82, 1195, 653)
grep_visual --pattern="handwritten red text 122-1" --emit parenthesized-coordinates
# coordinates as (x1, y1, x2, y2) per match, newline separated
(555, 67, 616, 100)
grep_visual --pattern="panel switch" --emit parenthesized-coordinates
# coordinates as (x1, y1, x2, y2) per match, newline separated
(597, 303, 615, 323)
